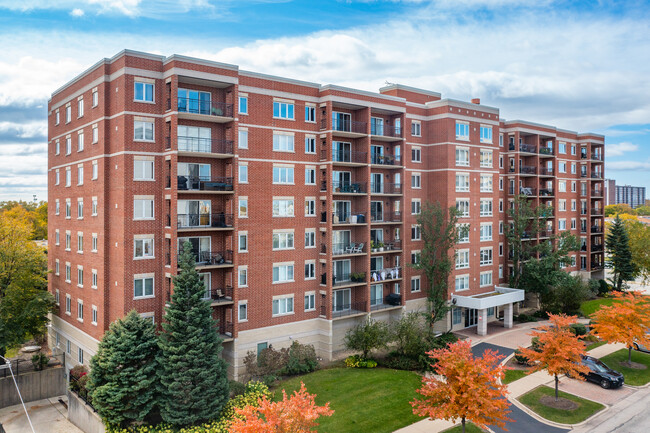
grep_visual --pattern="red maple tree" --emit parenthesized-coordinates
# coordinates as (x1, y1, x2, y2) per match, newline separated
(411, 340, 512, 433)
(590, 290, 650, 364)
(518, 313, 590, 400)
(228, 382, 333, 433)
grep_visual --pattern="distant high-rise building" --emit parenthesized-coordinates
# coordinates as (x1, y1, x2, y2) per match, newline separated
(605, 179, 616, 206)
(616, 184, 646, 209)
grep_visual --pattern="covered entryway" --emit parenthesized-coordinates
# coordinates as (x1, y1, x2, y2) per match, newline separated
(451, 286, 525, 336)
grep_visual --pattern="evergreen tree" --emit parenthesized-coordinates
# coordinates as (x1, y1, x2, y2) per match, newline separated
(606, 215, 636, 291)
(88, 310, 160, 427)
(158, 241, 229, 426)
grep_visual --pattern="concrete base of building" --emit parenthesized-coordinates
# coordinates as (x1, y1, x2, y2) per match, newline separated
(47, 314, 100, 371)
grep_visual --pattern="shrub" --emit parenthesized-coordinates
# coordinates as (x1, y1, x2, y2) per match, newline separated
(229, 380, 246, 398)
(242, 341, 318, 381)
(513, 349, 531, 365)
(516, 314, 537, 323)
(382, 352, 421, 371)
(390, 312, 428, 359)
(598, 279, 611, 296)
(31, 353, 48, 371)
(282, 341, 319, 375)
(69, 365, 88, 392)
(532, 310, 549, 319)
(344, 355, 377, 368)
(569, 323, 588, 336)
(344, 317, 390, 359)
(257, 346, 289, 377)
(531, 337, 543, 352)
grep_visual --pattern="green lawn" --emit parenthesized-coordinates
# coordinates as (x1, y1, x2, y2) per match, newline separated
(600, 349, 650, 386)
(518, 386, 605, 424)
(441, 421, 485, 432)
(580, 298, 620, 317)
(503, 369, 527, 384)
(274, 368, 424, 433)
(586, 341, 607, 351)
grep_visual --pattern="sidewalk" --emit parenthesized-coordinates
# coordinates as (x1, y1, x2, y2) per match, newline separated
(395, 324, 628, 433)
(0, 395, 82, 433)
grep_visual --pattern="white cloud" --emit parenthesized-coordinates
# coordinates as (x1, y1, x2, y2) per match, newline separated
(70, 8, 85, 16)
(606, 142, 639, 158)
(607, 161, 650, 171)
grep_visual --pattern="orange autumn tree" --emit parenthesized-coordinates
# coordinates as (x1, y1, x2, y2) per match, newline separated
(411, 340, 512, 433)
(518, 313, 589, 400)
(590, 290, 650, 364)
(228, 382, 333, 433)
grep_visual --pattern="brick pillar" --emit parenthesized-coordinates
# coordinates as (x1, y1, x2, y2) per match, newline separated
(504, 303, 514, 329)
(477, 308, 488, 336)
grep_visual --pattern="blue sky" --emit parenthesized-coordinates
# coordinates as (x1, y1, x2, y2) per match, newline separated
(0, 0, 649, 201)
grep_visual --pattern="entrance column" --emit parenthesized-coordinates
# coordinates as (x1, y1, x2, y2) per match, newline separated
(504, 303, 514, 329)
(477, 308, 488, 336)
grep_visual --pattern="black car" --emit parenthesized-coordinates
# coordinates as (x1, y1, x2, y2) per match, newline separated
(579, 355, 624, 389)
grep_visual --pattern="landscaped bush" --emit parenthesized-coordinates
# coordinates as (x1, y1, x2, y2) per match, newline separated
(345, 354, 377, 368)
(382, 353, 422, 371)
(283, 341, 319, 375)
(532, 310, 549, 319)
(515, 314, 537, 323)
(569, 323, 588, 336)
(31, 353, 48, 371)
(597, 279, 611, 296)
(69, 365, 88, 393)
(344, 317, 390, 359)
(242, 341, 319, 382)
(513, 349, 531, 365)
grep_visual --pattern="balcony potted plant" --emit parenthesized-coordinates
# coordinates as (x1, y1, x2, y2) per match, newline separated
(371, 241, 378, 252)
(378, 241, 384, 252)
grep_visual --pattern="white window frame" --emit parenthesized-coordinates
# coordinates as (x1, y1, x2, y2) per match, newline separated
(272, 295, 295, 316)
(455, 121, 470, 141)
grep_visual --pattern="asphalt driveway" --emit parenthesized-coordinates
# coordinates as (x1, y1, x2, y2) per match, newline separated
(491, 403, 570, 433)
(471, 342, 515, 362)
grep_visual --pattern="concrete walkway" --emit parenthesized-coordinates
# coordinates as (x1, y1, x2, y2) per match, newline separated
(395, 324, 631, 433)
(0, 395, 82, 433)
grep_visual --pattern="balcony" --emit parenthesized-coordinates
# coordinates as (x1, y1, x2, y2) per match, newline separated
(175, 137, 234, 158)
(591, 172, 603, 179)
(519, 165, 537, 175)
(539, 188, 554, 197)
(206, 285, 234, 306)
(591, 209, 603, 216)
(332, 301, 367, 319)
(519, 143, 537, 154)
(326, 118, 367, 137)
(177, 213, 234, 230)
(591, 244, 603, 252)
(370, 211, 402, 224)
(538, 230, 551, 238)
(179, 249, 233, 268)
(371, 239, 402, 253)
(329, 149, 367, 165)
(175, 176, 233, 193)
(539, 167, 554, 176)
(370, 153, 400, 166)
(591, 262, 604, 270)
(218, 321, 234, 340)
(332, 212, 368, 225)
(370, 124, 402, 141)
(371, 294, 402, 311)
(591, 226, 603, 234)
(520, 187, 537, 197)
(591, 153, 603, 161)
(329, 242, 366, 256)
(370, 182, 402, 195)
(592, 189, 603, 197)
(539, 147, 554, 157)
(332, 272, 367, 287)
(175, 97, 234, 122)
(370, 266, 401, 282)
(332, 181, 366, 194)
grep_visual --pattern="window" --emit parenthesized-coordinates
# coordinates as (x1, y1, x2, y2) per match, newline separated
(77, 299, 83, 321)
(480, 125, 492, 143)
(480, 199, 493, 216)
(411, 147, 421, 162)
(55, 110, 60, 125)
(92, 89, 98, 107)
(134, 198, 154, 219)
(411, 121, 421, 136)
(77, 98, 84, 118)
(65, 263, 71, 282)
(272, 296, 294, 315)
(55, 260, 60, 275)
(480, 174, 493, 192)
(455, 148, 470, 166)
(55, 289, 60, 304)
(134, 276, 154, 298)
(238, 129, 248, 149)
(239, 96, 248, 115)
(134, 238, 154, 258)
(456, 174, 469, 192)
(65, 232, 71, 250)
(65, 168, 71, 187)
(77, 165, 84, 185)
(92, 234, 98, 252)
(411, 173, 421, 189)
(571, 218, 577, 230)
(55, 230, 60, 246)
(411, 199, 421, 215)
(480, 223, 493, 241)
(90, 198, 97, 216)
(272, 264, 294, 283)
(77, 131, 85, 152)
(77, 266, 84, 287)
(239, 198, 248, 218)
(238, 301, 248, 322)
(92, 161, 98, 180)
(572, 181, 577, 193)
(55, 170, 60, 185)
(55, 200, 60, 215)
(305, 136, 316, 154)
(571, 199, 577, 211)
(305, 105, 315, 122)
(304, 261, 316, 280)
(66, 137, 71, 155)
(499, 199, 504, 212)
(92, 270, 97, 289)
(480, 248, 493, 266)
(411, 224, 421, 241)
(571, 162, 576, 174)
(410, 276, 421, 292)
(66, 339, 71, 354)
(455, 121, 469, 140)
(134, 159, 154, 180)
(55, 140, 60, 155)
(238, 267, 248, 287)
(272, 199, 294, 217)
(65, 295, 71, 314)
(456, 199, 470, 217)
(456, 249, 469, 269)
(272, 232, 294, 250)
(559, 162, 567, 173)
(78, 348, 84, 364)
(458, 223, 470, 243)
(559, 142, 567, 154)
(92, 125, 98, 143)
(273, 101, 294, 119)
(304, 293, 315, 311)
(239, 164, 248, 183)
(238, 232, 248, 252)
(571, 144, 576, 155)
(77, 199, 83, 219)
(305, 198, 316, 216)
(559, 200, 566, 211)
(499, 221, 504, 234)
(480, 149, 493, 167)
(559, 181, 567, 193)
(305, 167, 316, 185)
(273, 133, 295, 152)
(480, 271, 493, 287)
(91, 306, 97, 325)
(455, 275, 469, 291)
(134, 120, 154, 141)
(134, 81, 154, 102)
(499, 156, 504, 168)
(66, 105, 71, 123)
(411, 250, 421, 265)
(273, 166, 294, 184)
(559, 219, 567, 231)
(305, 229, 316, 248)
(452, 308, 462, 325)
(77, 232, 83, 253)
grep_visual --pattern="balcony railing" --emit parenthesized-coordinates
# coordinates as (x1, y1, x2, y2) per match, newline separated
(378, 239, 402, 251)
(180, 249, 233, 266)
(331, 242, 365, 255)
(520, 187, 537, 196)
(333, 272, 367, 286)
(591, 209, 603, 216)
(592, 189, 603, 197)
(591, 244, 603, 252)
(177, 213, 234, 229)
(581, 153, 589, 160)
(177, 97, 233, 118)
(330, 149, 367, 164)
(332, 301, 367, 318)
(370, 154, 398, 165)
(370, 182, 402, 194)
(591, 262, 604, 270)
(371, 123, 402, 138)
(539, 147, 553, 155)
(217, 321, 234, 336)
(580, 172, 588, 178)
(591, 153, 603, 161)
(591, 226, 603, 234)
(176, 176, 233, 192)
(591, 172, 603, 179)
(176, 137, 234, 155)
(518, 143, 536, 153)
(520, 165, 537, 175)
(332, 181, 366, 194)
(332, 212, 367, 224)
(331, 118, 367, 134)
(539, 188, 554, 197)
(371, 211, 402, 223)
(539, 167, 554, 176)
(370, 267, 401, 281)
(205, 285, 233, 302)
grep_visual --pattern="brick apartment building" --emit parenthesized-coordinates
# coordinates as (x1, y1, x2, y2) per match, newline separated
(47, 50, 605, 378)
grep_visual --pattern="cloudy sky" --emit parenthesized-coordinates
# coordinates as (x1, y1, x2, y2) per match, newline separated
(0, 0, 649, 201)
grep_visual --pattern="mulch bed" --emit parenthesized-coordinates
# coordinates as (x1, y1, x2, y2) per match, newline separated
(505, 356, 533, 371)
(619, 361, 647, 370)
(539, 395, 579, 411)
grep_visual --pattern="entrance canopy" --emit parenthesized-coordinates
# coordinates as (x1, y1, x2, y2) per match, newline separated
(451, 286, 524, 310)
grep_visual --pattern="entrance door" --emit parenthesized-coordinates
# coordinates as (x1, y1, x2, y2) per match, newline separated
(465, 308, 478, 327)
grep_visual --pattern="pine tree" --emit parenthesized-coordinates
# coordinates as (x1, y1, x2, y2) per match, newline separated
(88, 310, 160, 427)
(158, 241, 229, 426)
(606, 215, 636, 291)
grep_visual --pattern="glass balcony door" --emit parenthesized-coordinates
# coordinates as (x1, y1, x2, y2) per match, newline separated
(371, 173, 383, 193)
(199, 272, 211, 299)
(334, 259, 351, 282)
(178, 88, 211, 115)
(178, 126, 211, 153)
(333, 288, 351, 312)
(179, 236, 211, 264)
(371, 201, 383, 221)
(370, 117, 384, 136)
(333, 200, 351, 222)
(333, 141, 352, 162)
(178, 200, 211, 227)
(332, 230, 351, 254)
(370, 145, 384, 164)
(178, 163, 210, 190)
(333, 171, 352, 191)
(332, 112, 351, 132)
(370, 284, 383, 306)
